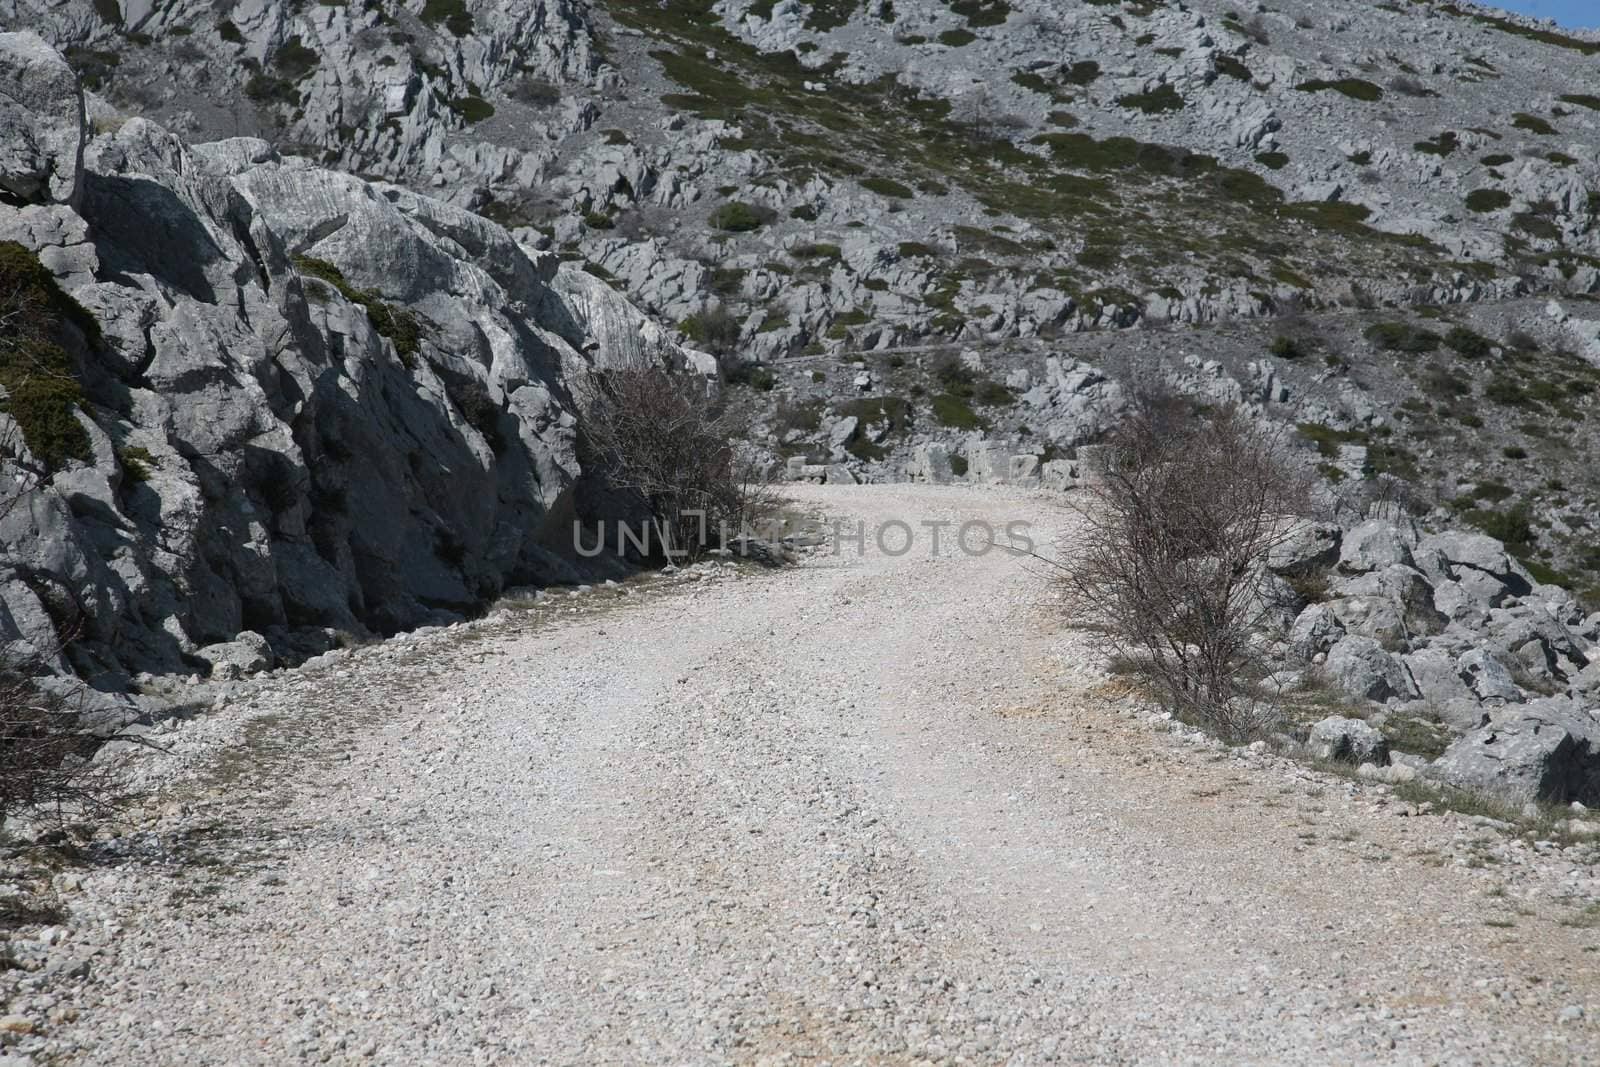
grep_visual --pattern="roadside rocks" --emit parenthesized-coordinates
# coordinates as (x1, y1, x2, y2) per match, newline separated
(1308, 716, 1390, 765)
(1278, 517, 1600, 805)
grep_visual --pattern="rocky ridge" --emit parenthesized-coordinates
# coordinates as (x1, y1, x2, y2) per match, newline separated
(8, 0, 1600, 354)
(0, 30, 699, 707)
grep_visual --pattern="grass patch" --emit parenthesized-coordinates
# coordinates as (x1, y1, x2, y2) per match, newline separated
(1118, 84, 1184, 114)
(1466, 188, 1511, 213)
(1295, 78, 1383, 102)
(294, 255, 420, 364)
(931, 392, 983, 430)
(1365, 321, 1440, 352)
(709, 201, 773, 232)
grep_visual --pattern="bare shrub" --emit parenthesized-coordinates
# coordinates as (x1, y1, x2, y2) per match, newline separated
(1058, 393, 1314, 739)
(0, 641, 137, 825)
(576, 364, 776, 561)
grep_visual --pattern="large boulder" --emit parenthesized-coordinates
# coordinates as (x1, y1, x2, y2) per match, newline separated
(1336, 520, 1416, 575)
(1404, 646, 1474, 705)
(1308, 716, 1390, 765)
(1413, 530, 1530, 608)
(1429, 699, 1600, 805)
(194, 631, 275, 680)
(0, 31, 84, 206)
(1288, 602, 1345, 660)
(1323, 636, 1420, 703)
(1268, 520, 1341, 575)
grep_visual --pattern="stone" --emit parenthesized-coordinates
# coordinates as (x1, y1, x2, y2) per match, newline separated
(195, 631, 275, 680)
(1429, 704, 1600, 806)
(0, 32, 84, 206)
(1308, 716, 1390, 765)
(1322, 636, 1420, 703)
(1456, 648, 1522, 705)
(1336, 520, 1415, 575)
(1268, 521, 1341, 575)
(1288, 603, 1345, 660)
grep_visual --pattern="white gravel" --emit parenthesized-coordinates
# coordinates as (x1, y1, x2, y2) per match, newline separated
(7, 485, 1600, 1065)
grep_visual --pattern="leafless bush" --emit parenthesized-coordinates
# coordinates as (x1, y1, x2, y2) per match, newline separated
(0, 644, 134, 826)
(576, 363, 777, 561)
(1058, 394, 1314, 739)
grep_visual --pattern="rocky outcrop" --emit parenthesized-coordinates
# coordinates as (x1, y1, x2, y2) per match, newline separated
(0, 33, 684, 698)
(1275, 517, 1600, 803)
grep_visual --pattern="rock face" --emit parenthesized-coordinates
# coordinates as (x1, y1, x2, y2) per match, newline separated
(0, 30, 83, 205)
(0, 33, 685, 692)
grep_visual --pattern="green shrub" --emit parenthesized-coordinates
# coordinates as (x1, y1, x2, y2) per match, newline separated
(1511, 113, 1556, 135)
(1464, 505, 1536, 555)
(678, 306, 742, 354)
(1502, 445, 1528, 460)
(948, 454, 969, 476)
(218, 19, 244, 43)
(1, 360, 89, 472)
(1269, 335, 1305, 359)
(792, 241, 842, 260)
(938, 28, 977, 46)
(861, 176, 915, 198)
(723, 360, 776, 391)
(1295, 78, 1383, 102)
(1414, 131, 1458, 157)
(118, 445, 153, 482)
(293, 255, 420, 364)
(1064, 60, 1101, 85)
(931, 392, 982, 429)
(1560, 94, 1600, 111)
(898, 241, 939, 258)
(1513, 212, 1561, 240)
(1255, 151, 1289, 170)
(1117, 84, 1184, 114)
(709, 201, 772, 232)
(272, 36, 320, 80)
(449, 95, 495, 124)
(1365, 321, 1440, 353)
(1444, 325, 1493, 357)
(1465, 188, 1511, 213)
(421, 0, 474, 35)
(1480, 153, 1514, 167)
(0, 242, 96, 471)
(972, 379, 1014, 407)
(244, 73, 298, 106)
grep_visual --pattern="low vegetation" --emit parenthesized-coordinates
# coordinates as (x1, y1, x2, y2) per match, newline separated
(1058, 393, 1312, 739)
(577, 362, 774, 560)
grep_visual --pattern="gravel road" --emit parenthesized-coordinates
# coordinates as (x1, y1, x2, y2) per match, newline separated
(21, 485, 1600, 1064)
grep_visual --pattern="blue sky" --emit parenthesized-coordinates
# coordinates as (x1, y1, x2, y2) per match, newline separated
(1488, 0, 1600, 28)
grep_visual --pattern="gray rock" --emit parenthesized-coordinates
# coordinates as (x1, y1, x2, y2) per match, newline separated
(1430, 700, 1600, 805)
(1404, 647, 1473, 705)
(1288, 602, 1345, 660)
(1308, 716, 1390, 765)
(1268, 521, 1340, 575)
(1336, 520, 1416, 575)
(195, 631, 275, 680)
(1322, 636, 1420, 703)
(0, 32, 83, 206)
(1457, 648, 1522, 705)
